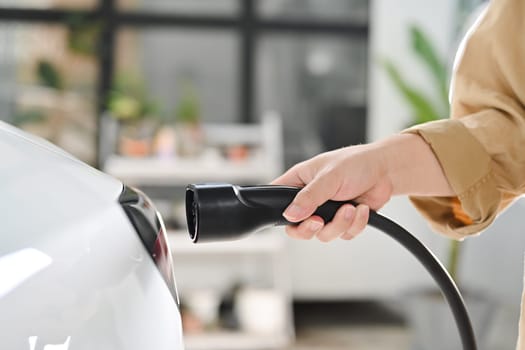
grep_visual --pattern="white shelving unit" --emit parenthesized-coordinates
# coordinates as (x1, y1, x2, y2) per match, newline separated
(104, 113, 294, 349)
(169, 229, 294, 350)
(104, 112, 284, 186)
(182, 331, 290, 350)
(168, 230, 287, 255)
(104, 154, 277, 186)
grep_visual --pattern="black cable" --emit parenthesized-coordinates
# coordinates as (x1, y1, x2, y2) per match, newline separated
(187, 184, 478, 350)
(367, 211, 477, 350)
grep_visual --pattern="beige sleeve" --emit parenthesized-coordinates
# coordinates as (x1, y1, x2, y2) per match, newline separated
(403, 0, 525, 239)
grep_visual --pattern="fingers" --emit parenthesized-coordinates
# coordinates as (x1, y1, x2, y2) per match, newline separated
(315, 204, 356, 242)
(283, 175, 340, 223)
(272, 158, 341, 223)
(285, 216, 324, 240)
(341, 204, 369, 240)
(284, 204, 369, 242)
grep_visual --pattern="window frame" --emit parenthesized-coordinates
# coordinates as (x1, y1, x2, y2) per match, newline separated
(0, 0, 368, 166)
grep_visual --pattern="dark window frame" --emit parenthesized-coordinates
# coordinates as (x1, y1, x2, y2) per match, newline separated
(0, 0, 368, 167)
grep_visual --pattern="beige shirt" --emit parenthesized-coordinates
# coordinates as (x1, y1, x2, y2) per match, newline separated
(404, 0, 525, 347)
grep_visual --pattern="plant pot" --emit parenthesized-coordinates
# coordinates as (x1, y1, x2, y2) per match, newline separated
(152, 125, 178, 158)
(118, 120, 157, 157)
(403, 288, 496, 350)
(175, 122, 204, 157)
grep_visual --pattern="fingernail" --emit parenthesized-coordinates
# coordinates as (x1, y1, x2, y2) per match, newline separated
(283, 203, 305, 221)
(309, 221, 323, 232)
(344, 205, 356, 220)
(358, 204, 369, 218)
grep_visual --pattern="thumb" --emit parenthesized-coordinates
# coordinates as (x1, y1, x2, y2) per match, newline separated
(283, 174, 339, 222)
(271, 171, 302, 187)
(270, 163, 306, 187)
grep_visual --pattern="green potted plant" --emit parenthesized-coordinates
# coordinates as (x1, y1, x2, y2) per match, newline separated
(384, 24, 459, 282)
(383, 24, 494, 349)
(108, 72, 160, 157)
(14, 60, 64, 143)
(383, 25, 461, 270)
(65, 14, 101, 57)
(174, 80, 204, 157)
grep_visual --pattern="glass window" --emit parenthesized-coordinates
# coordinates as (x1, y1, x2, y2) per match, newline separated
(118, 0, 238, 15)
(0, 0, 98, 9)
(257, 34, 368, 166)
(258, 0, 369, 24)
(0, 23, 98, 164)
(114, 28, 239, 124)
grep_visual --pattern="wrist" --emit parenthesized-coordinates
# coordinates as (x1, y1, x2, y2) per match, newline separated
(376, 133, 454, 197)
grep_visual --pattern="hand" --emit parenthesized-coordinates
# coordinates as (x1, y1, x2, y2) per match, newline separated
(271, 133, 454, 242)
(271, 143, 393, 242)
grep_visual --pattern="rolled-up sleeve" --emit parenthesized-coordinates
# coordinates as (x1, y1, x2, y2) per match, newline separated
(403, 0, 525, 239)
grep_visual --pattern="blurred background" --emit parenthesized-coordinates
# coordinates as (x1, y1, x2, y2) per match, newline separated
(1, 0, 524, 349)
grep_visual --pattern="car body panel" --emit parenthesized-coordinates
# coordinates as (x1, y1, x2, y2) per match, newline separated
(0, 122, 184, 349)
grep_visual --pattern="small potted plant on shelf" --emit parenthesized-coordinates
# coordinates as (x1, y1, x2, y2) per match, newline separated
(383, 24, 495, 349)
(15, 59, 65, 144)
(65, 14, 101, 58)
(108, 72, 160, 157)
(174, 78, 204, 158)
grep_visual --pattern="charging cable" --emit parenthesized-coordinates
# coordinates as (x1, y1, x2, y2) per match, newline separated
(186, 184, 477, 350)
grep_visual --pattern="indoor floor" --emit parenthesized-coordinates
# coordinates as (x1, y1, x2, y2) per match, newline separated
(286, 301, 519, 350)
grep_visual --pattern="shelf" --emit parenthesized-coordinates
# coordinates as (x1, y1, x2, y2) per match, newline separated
(104, 154, 279, 186)
(103, 113, 284, 186)
(168, 229, 286, 255)
(184, 330, 290, 350)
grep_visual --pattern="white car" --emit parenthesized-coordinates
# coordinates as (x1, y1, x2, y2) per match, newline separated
(0, 121, 184, 350)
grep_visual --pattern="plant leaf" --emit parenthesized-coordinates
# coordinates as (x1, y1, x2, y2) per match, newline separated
(382, 60, 442, 124)
(410, 25, 449, 109)
(37, 60, 63, 90)
(12, 109, 46, 126)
